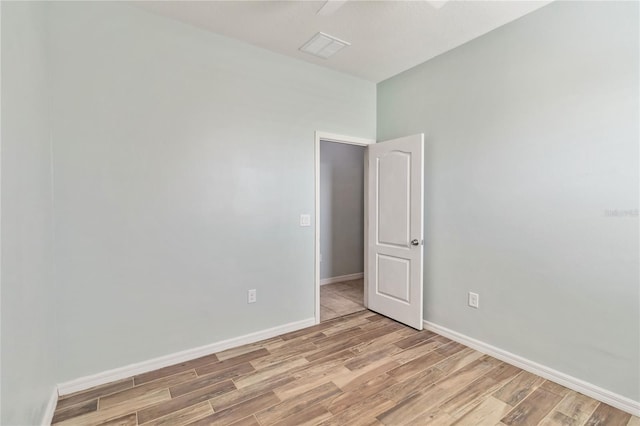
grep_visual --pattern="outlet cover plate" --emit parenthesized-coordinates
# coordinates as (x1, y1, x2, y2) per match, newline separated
(468, 292, 479, 309)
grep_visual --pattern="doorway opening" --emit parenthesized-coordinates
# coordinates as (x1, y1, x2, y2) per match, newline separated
(314, 132, 374, 324)
(320, 141, 366, 321)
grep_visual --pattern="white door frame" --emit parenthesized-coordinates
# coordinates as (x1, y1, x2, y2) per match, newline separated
(314, 131, 375, 325)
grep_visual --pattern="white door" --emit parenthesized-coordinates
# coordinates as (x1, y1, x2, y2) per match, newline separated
(367, 134, 424, 330)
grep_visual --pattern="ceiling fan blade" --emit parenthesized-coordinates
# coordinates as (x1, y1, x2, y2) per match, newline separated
(317, 0, 348, 16)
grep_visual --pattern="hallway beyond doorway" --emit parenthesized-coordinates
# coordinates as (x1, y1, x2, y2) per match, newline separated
(320, 279, 365, 322)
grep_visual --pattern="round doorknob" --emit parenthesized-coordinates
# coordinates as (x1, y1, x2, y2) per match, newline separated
(411, 239, 420, 246)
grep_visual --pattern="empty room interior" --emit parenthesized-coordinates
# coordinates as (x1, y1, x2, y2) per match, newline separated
(1, 1, 638, 425)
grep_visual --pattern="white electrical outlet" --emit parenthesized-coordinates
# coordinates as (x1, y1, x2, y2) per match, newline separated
(248, 289, 257, 304)
(468, 292, 479, 309)
(300, 214, 311, 227)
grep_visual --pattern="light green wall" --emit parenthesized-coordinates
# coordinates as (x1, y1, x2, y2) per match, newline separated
(1, 2, 57, 424)
(47, 2, 375, 383)
(378, 1, 639, 401)
(1, 2, 375, 420)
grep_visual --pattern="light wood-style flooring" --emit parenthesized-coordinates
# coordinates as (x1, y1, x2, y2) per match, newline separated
(320, 279, 365, 322)
(52, 311, 639, 426)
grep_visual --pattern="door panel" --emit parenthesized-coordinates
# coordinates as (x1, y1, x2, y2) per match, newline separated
(378, 151, 410, 247)
(367, 134, 424, 330)
(377, 254, 410, 302)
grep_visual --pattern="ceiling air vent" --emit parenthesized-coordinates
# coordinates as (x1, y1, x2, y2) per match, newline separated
(299, 32, 350, 59)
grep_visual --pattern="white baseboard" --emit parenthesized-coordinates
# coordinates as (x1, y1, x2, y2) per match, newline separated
(41, 387, 58, 426)
(320, 272, 364, 286)
(57, 317, 315, 396)
(423, 320, 640, 417)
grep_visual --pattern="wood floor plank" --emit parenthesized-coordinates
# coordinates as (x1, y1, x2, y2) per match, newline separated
(194, 348, 269, 376)
(334, 360, 399, 391)
(381, 366, 445, 403)
(424, 353, 501, 398)
(274, 372, 350, 402)
(305, 347, 356, 367)
(493, 370, 546, 406)
(55, 389, 170, 426)
(378, 356, 501, 424)
(344, 342, 402, 371)
(272, 362, 351, 401)
(188, 391, 280, 426)
(376, 390, 434, 425)
(228, 416, 261, 426)
(387, 350, 446, 381)
(554, 390, 600, 424)
(435, 341, 467, 357)
(233, 356, 308, 389)
(444, 362, 523, 419)
(440, 375, 500, 416)
(328, 373, 397, 414)
(319, 319, 370, 337)
(134, 355, 219, 386)
(256, 382, 342, 425)
(540, 380, 571, 397)
(100, 370, 197, 409)
(56, 378, 134, 411)
(170, 363, 254, 398)
(359, 419, 385, 426)
(209, 374, 295, 412)
(137, 380, 236, 424)
(394, 330, 438, 349)
(584, 403, 632, 426)
(95, 413, 137, 426)
(365, 313, 385, 322)
(262, 336, 322, 353)
(325, 310, 369, 324)
(486, 362, 523, 383)
(272, 403, 333, 426)
(141, 401, 213, 426)
(501, 387, 564, 425)
(434, 347, 485, 376)
(279, 322, 335, 341)
(311, 326, 367, 349)
(360, 317, 406, 331)
(538, 411, 579, 426)
(320, 393, 396, 426)
(432, 334, 453, 344)
(52, 398, 98, 424)
(348, 328, 409, 357)
(314, 317, 371, 338)
(452, 396, 512, 425)
(250, 342, 318, 370)
(406, 408, 457, 425)
(390, 339, 447, 365)
(215, 337, 281, 361)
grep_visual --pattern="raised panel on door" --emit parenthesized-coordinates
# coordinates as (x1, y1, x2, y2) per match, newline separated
(377, 151, 410, 248)
(377, 254, 410, 303)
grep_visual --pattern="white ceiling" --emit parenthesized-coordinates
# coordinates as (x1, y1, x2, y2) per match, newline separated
(132, 0, 551, 83)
